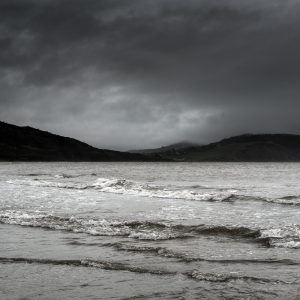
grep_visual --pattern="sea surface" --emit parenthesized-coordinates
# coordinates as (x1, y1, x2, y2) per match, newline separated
(0, 162, 300, 299)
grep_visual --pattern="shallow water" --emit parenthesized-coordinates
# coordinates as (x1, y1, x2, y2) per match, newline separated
(0, 162, 300, 299)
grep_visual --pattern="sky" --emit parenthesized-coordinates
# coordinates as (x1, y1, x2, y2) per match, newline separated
(1, 0, 300, 150)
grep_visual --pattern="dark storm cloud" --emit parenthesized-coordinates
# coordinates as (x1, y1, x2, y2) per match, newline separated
(1, 0, 300, 149)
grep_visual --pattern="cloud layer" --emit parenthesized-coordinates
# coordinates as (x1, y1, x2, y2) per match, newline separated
(1, 0, 300, 149)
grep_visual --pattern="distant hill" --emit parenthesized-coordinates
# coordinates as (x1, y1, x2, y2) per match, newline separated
(129, 142, 199, 154)
(0, 121, 162, 162)
(2, 121, 300, 162)
(140, 134, 300, 162)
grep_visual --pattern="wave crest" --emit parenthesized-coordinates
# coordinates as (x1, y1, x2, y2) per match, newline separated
(7, 177, 300, 205)
(91, 178, 237, 202)
(0, 256, 287, 283)
(1, 210, 299, 248)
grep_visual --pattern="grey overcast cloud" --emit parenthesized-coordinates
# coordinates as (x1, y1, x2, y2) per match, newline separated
(1, 0, 300, 150)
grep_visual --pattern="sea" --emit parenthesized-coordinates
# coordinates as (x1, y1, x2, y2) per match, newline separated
(0, 162, 300, 300)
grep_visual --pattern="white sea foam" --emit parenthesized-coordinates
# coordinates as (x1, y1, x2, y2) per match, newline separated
(91, 177, 237, 201)
(260, 225, 300, 248)
(6, 178, 237, 202)
(6, 177, 300, 206)
(272, 241, 300, 249)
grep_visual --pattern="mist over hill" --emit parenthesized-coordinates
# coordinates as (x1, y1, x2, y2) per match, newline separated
(129, 142, 200, 154)
(133, 134, 300, 162)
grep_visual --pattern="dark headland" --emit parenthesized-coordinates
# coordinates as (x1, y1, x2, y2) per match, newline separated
(0, 121, 161, 162)
(1, 121, 300, 162)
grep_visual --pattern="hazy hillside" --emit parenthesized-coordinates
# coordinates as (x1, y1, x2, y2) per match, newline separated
(0, 121, 161, 162)
(147, 134, 300, 162)
(130, 142, 199, 154)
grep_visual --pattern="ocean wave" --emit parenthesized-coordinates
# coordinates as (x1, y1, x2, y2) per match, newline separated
(228, 195, 300, 206)
(268, 195, 300, 206)
(186, 270, 286, 283)
(0, 257, 174, 276)
(104, 243, 300, 265)
(6, 179, 93, 190)
(92, 178, 238, 202)
(54, 174, 78, 179)
(19, 173, 98, 178)
(0, 211, 258, 241)
(25, 173, 49, 177)
(7, 177, 300, 205)
(260, 226, 300, 249)
(6, 178, 238, 202)
(0, 256, 286, 283)
(53, 173, 98, 178)
(1, 210, 299, 248)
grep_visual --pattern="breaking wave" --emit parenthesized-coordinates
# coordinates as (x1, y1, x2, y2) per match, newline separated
(0, 210, 259, 241)
(7, 177, 300, 205)
(0, 210, 299, 248)
(260, 226, 300, 249)
(92, 178, 237, 202)
(5, 178, 239, 203)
